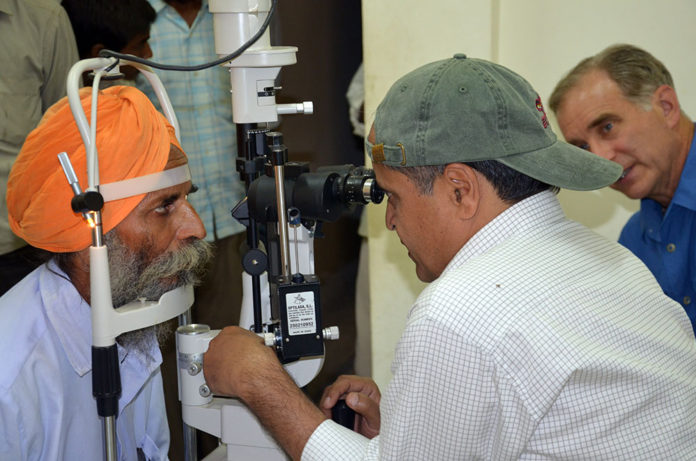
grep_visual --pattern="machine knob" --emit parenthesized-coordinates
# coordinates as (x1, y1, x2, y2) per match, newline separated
(322, 326, 340, 341)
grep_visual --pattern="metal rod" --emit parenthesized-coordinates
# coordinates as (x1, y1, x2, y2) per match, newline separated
(178, 309, 192, 327)
(242, 125, 266, 333)
(179, 307, 197, 460)
(182, 420, 198, 461)
(103, 416, 117, 461)
(274, 163, 291, 278)
(91, 210, 104, 247)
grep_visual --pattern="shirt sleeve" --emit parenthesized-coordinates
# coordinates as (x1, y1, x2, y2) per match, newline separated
(302, 420, 377, 461)
(40, 4, 79, 111)
(303, 315, 537, 460)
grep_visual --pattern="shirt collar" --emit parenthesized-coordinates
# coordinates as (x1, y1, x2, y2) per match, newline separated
(637, 123, 696, 232)
(41, 260, 161, 378)
(669, 122, 696, 211)
(442, 190, 565, 277)
(0, 0, 13, 15)
(148, 0, 168, 13)
(41, 261, 95, 376)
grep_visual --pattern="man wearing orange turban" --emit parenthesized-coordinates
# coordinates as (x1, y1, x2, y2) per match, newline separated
(0, 86, 211, 460)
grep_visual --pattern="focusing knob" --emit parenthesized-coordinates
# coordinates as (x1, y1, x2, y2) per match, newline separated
(242, 248, 268, 276)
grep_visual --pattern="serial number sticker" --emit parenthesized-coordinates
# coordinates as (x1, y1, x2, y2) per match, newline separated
(286, 291, 316, 336)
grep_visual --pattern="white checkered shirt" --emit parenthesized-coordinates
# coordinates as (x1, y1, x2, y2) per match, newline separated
(303, 190, 696, 460)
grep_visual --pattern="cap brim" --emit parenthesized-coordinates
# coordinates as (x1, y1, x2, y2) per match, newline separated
(497, 140, 623, 191)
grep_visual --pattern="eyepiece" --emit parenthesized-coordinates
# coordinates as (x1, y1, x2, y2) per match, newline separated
(337, 167, 384, 205)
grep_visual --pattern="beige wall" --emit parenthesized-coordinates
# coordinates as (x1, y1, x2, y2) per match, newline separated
(363, 0, 696, 390)
(362, 0, 497, 389)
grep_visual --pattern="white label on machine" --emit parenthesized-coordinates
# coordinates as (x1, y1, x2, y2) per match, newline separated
(286, 291, 316, 336)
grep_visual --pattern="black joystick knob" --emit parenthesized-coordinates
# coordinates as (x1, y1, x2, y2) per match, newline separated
(331, 399, 356, 430)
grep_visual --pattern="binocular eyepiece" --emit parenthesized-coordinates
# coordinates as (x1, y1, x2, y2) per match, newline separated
(318, 164, 384, 207)
(245, 163, 384, 224)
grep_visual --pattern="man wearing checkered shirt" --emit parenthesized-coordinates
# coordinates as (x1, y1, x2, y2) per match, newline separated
(203, 55, 696, 460)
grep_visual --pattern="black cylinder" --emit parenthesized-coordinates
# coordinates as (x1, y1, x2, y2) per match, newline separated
(92, 345, 122, 417)
(331, 399, 356, 430)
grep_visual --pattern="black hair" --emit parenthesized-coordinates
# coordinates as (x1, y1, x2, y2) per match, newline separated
(393, 160, 556, 204)
(464, 160, 558, 203)
(61, 0, 156, 58)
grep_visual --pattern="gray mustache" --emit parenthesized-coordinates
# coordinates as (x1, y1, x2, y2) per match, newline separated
(107, 234, 213, 307)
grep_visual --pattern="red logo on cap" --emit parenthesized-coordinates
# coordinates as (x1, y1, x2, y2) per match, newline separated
(536, 95, 549, 128)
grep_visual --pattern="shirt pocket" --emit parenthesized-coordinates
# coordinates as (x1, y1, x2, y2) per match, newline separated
(0, 75, 43, 152)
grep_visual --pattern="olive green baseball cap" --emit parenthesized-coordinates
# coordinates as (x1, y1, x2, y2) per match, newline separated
(366, 54, 622, 191)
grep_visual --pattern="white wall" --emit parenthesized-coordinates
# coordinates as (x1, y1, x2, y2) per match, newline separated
(362, 0, 496, 390)
(362, 0, 696, 390)
(498, 0, 696, 241)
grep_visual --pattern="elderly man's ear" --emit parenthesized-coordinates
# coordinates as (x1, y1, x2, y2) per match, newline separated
(441, 163, 481, 219)
(653, 85, 681, 129)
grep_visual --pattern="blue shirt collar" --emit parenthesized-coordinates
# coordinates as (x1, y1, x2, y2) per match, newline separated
(148, 0, 168, 13)
(41, 260, 161, 380)
(670, 123, 696, 210)
(41, 261, 95, 376)
(637, 123, 696, 232)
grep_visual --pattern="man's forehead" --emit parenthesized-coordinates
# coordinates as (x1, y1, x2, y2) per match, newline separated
(142, 178, 190, 204)
(371, 162, 399, 190)
(568, 70, 624, 105)
(557, 72, 623, 132)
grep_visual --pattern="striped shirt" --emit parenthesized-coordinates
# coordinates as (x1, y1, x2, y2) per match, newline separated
(303, 190, 696, 460)
(136, 0, 245, 241)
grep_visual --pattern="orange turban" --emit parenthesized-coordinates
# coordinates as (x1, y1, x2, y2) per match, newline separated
(7, 86, 182, 253)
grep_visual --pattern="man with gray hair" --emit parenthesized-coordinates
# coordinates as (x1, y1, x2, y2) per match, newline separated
(202, 55, 696, 459)
(549, 44, 696, 333)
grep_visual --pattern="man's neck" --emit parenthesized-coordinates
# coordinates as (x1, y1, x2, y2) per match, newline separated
(60, 250, 91, 304)
(165, 0, 202, 27)
(681, 117, 695, 159)
(664, 115, 695, 206)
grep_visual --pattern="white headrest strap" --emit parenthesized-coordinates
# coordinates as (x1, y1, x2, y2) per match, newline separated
(99, 164, 191, 202)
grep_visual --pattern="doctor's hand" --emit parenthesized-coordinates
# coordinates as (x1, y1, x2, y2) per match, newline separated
(203, 326, 282, 399)
(204, 327, 328, 461)
(320, 374, 381, 438)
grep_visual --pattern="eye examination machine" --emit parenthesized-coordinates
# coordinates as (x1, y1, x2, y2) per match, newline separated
(60, 1, 382, 459)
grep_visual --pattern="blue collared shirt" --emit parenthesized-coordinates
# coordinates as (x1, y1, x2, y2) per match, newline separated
(0, 261, 169, 460)
(136, 0, 246, 241)
(619, 126, 696, 333)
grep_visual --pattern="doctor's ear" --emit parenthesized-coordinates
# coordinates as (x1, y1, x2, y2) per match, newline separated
(442, 164, 480, 213)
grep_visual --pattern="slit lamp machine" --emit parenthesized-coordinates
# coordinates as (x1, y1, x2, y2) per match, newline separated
(60, 1, 383, 459)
